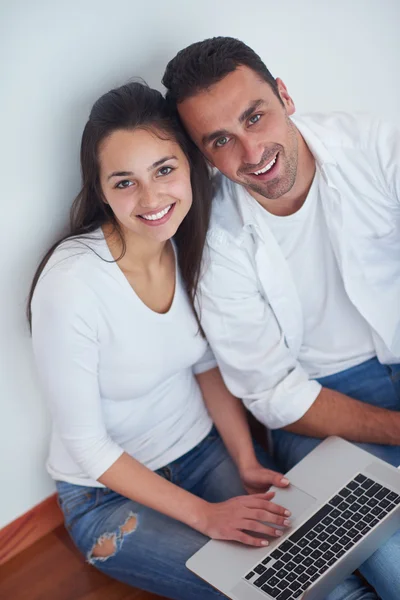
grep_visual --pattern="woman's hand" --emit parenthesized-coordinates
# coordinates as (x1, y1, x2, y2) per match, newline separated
(239, 462, 290, 495)
(196, 491, 291, 547)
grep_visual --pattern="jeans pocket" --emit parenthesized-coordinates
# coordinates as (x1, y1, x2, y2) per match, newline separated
(57, 481, 97, 521)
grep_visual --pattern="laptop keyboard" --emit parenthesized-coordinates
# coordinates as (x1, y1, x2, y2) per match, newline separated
(244, 473, 400, 599)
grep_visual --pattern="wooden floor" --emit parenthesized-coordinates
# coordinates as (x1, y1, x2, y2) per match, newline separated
(0, 524, 164, 600)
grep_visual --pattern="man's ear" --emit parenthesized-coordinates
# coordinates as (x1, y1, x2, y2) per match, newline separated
(276, 77, 296, 116)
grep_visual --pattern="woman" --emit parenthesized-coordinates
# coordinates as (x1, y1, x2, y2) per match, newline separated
(28, 82, 291, 600)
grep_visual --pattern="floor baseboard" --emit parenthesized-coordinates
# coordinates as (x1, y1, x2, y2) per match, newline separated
(0, 493, 63, 565)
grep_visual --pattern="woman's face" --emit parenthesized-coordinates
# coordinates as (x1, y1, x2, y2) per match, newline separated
(98, 127, 193, 244)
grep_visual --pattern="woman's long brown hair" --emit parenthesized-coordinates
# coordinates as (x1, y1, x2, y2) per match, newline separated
(27, 82, 213, 332)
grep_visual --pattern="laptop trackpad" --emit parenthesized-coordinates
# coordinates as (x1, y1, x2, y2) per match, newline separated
(269, 484, 316, 525)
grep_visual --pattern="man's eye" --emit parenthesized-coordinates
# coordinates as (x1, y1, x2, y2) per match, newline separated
(115, 180, 133, 189)
(215, 136, 229, 148)
(157, 166, 173, 176)
(249, 114, 261, 125)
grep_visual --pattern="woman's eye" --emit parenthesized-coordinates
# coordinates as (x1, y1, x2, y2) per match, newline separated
(215, 136, 229, 148)
(115, 180, 133, 189)
(249, 114, 261, 125)
(157, 166, 173, 176)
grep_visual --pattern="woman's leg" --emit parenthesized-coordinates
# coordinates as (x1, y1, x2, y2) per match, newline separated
(57, 480, 225, 600)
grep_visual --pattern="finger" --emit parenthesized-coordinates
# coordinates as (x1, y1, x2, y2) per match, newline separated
(244, 509, 292, 527)
(232, 530, 271, 547)
(254, 469, 290, 488)
(244, 495, 291, 517)
(240, 519, 285, 538)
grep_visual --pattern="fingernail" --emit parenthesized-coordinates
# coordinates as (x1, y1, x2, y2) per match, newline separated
(284, 509, 291, 517)
(281, 477, 290, 485)
(261, 540, 269, 546)
(275, 530, 283, 537)
(284, 519, 291, 526)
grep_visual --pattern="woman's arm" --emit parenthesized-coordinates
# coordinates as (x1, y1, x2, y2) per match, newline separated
(196, 367, 290, 493)
(99, 450, 291, 546)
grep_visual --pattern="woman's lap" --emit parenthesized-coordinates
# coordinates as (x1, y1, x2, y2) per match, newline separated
(56, 428, 268, 600)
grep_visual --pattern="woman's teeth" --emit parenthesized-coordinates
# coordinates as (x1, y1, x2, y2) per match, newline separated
(253, 155, 277, 175)
(141, 204, 172, 221)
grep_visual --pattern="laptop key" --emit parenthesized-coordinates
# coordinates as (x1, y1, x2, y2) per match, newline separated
(268, 577, 279, 587)
(279, 541, 293, 553)
(286, 572, 296, 582)
(306, 530, 317, 540)
(301, 547, 313, 557)
(310, 539, 321, 549)
(292, 592, 303, 599)
(293, 554, 304, 565)
(319, 565, 329, 574)
(254, 568, 275, 587)
(276, 590, 292, 600)
(245, 571, 255, 580)
(273, 561, 284, 571)
(306, 566, 318, 576)
(254, 564, 266, 575)
(289, 581, 301, 591)
(260, 583, 277, 596)
(380, 499, 390, 509)
(276, 569, 287, 580)
(355, 474, 367, 484)
(314, 523, 324, 533)
(303, 557, 313, 568)
(262, 556, 272, 566)
(329, 495, 343, 507)
(353, 487, 364, 497)
(335, 516, 345, 526)
(280, 553, 292, 563)
(339, 487, 351, 498)
(311, 549, 322, 559)
(298, 538, 308, 548)
(388, 491, 400, 503)
(271, 549, 283, 560)
(286, 561, 296, 571)
(361, 478, 374, 489)
(331, 509, 341, 519)
(289, 545, 302, 556)
(366, 484, 382, 498)
(294, 564, 305, 575)
(324, 550, 334, 560)
(347, 480, 359, 491)
(367, 498, 379, 508)
(376, 488, 390, 500)
(277, 579, 289, 590)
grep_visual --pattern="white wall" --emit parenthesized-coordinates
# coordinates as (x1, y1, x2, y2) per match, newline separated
(1, 0, 399, 528)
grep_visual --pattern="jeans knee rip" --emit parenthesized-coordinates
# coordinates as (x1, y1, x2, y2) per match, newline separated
(87, 512, 138, 565)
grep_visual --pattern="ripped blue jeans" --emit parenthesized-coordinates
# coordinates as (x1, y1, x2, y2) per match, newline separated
(57, 427, 260, 600)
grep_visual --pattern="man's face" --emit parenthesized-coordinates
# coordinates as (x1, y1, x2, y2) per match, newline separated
(177, 66, 299, 202)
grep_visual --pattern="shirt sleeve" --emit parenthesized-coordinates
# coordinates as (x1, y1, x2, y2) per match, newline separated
(192, 344, 218, 375)
(31, 268, 124, 480)
(198, 239, 321, 429)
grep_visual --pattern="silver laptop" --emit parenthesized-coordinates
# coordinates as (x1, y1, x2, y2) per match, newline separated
(187, 436, 400, 600)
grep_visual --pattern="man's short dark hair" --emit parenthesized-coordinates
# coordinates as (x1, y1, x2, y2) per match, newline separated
(162, 36, 281, 106)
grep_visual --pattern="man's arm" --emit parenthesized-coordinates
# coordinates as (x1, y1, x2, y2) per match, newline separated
(199, 237, 400, 445)
(285, 387, 400, 444)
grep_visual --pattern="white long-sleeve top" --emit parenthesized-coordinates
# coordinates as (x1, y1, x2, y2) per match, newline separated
(31, 231, 215, 487)
(199, 112, 400, 430)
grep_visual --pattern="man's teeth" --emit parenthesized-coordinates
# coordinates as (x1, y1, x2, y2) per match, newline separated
(253, 155, 277, 175)
(141, 205, 172, 221)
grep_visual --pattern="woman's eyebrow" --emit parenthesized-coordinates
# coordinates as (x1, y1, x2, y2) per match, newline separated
(107, 156, 178, 180)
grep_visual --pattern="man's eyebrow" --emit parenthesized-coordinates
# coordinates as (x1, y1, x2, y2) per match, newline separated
(201, 99, 267, 147)
(239, 99, 265, 124)
(106, 156, 178, 180)
(202, 129, 230, 148)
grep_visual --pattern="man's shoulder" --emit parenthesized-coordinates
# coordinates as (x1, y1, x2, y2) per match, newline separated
(295, 111, 391, 153)
(208, 173, 248, 248)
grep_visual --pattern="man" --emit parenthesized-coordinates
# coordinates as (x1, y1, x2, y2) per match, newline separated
(162, 37, 400, 598)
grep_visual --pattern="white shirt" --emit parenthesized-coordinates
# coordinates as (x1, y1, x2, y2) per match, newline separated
(199, 112, 400, 430)
(262, 167, 375, 378)
(31, 231, 215, 487)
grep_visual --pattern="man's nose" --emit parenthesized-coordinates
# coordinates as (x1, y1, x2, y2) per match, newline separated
(240, 138, 264, 169)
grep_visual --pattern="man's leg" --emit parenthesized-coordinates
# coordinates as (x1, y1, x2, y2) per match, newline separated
(272, 357, 400, 600)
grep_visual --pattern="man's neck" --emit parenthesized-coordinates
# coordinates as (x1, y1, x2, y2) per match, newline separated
(249, 132, 316, 217)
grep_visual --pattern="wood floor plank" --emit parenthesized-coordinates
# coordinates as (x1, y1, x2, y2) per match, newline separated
(0, 525, 164, 600)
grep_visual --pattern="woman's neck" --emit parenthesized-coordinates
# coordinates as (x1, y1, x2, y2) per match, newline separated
(102, 223, 169, 273)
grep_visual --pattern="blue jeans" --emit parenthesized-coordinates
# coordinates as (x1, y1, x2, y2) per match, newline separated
(56, 427, 275, 600)
(272, 358, 400, 600)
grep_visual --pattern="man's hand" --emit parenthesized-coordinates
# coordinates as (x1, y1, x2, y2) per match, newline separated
(239, 462, 290, 495)
(196, 492, 292, 547)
